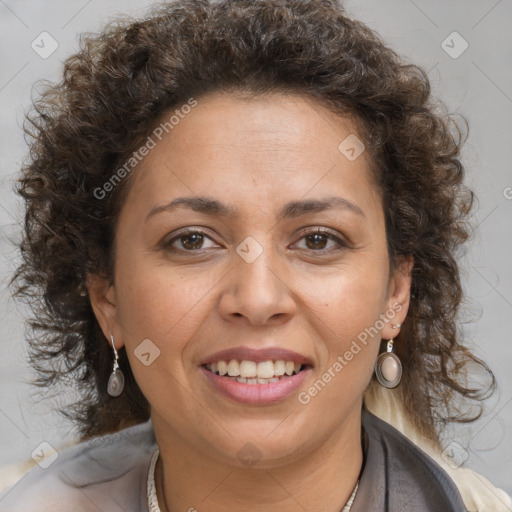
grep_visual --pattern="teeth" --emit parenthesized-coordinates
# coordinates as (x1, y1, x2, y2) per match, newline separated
(257, 361, 274, 379)
(217, 361, 228, 376)
(240, 360, 257, 378)
(228, 375, 293, 384)
(274, 360, 286, 376)
(205, 359, 305, 378)
(227, 360, 240, 377)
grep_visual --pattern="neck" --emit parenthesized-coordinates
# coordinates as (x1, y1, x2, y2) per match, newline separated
(153, 406, 364, 512)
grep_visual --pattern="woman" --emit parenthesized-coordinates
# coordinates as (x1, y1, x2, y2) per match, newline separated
(4, 0, 510, 510)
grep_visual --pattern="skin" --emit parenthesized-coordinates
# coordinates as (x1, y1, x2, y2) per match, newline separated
(88, 91, 413, 512)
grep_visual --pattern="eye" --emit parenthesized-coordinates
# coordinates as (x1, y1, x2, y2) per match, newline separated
(293, 227, 347, 252)
(163, 228, 220, 252)
(162, 227, 348, 254)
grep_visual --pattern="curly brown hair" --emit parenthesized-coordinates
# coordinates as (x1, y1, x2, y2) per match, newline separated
(11, 0, 495, 444)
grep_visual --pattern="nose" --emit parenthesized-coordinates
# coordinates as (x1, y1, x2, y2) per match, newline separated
(218, 241, 297, 326)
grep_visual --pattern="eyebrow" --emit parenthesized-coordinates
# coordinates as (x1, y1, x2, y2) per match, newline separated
(145, 195, 365, 222)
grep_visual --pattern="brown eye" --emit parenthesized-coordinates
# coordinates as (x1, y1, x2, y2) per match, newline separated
(305, 233, 329, 250)
(293, 228, 347, 253)
(164, 229, 219, 252)
(181, 232, 205, 250)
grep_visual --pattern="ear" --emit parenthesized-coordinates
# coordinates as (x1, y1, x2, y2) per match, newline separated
(86, 273, 125, 349)
(381, 255, 414, 341)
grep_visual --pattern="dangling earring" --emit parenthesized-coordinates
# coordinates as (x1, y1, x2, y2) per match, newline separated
(374, 326, 402, 389)
(107, 334, 125, 397)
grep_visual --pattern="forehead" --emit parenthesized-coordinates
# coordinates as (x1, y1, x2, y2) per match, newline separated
(121, 91, 381, 223)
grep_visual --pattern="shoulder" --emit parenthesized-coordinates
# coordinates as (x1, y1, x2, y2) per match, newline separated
(363, 385, 512, 512)
(358, 408, 468, 511)
(0, 420, 156, 512)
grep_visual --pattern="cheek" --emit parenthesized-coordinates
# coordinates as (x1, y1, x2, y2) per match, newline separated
(113, 265, 214, 403)
(295, 262, 389, 400)
(298, 274, 385, 412)
(301, 262, 389, 335)
(114, 259, 220, 359)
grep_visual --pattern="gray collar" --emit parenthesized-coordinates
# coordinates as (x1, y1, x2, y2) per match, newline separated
(0, 407, 467, 511)
(352, 408, 467, 511)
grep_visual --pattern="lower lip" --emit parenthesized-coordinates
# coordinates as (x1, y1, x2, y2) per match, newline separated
(200, 366, 312, 405)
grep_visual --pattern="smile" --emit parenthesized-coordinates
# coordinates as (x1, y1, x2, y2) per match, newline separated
(203, 359, 307, 383)
(200, 360, 312, 404)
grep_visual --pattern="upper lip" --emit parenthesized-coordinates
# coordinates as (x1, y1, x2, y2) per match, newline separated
(200, 346, 313, 366)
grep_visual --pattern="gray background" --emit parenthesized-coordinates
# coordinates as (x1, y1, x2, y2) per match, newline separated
(0, 0, 511, 497)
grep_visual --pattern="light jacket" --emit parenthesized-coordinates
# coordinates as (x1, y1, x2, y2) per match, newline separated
(0, 406, 479, 512)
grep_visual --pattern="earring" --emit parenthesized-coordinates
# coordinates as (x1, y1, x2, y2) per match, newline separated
(374, 338, 402, 388)
(107, 334, 125, 397)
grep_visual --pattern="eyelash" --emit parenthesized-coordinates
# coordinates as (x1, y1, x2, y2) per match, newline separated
(162, 227, 348, 255)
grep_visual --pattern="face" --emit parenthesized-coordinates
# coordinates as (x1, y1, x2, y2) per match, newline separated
(88, 91, 412, 468)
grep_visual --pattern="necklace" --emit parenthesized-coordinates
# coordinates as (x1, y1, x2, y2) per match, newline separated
(147, 449, 359, 512)
(147, 449, 161, 512)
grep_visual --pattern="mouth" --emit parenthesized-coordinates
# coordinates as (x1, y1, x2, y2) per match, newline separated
(201, 359, 313, 385)
(199, 345, 314, 404)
